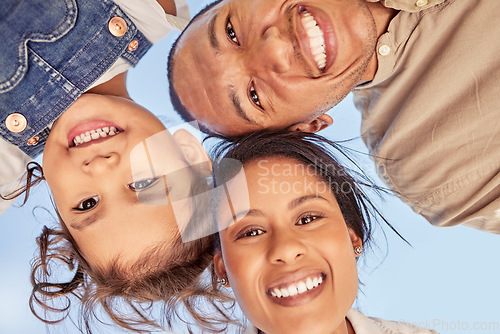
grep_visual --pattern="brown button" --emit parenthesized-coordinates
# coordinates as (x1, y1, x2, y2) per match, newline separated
(5, 113, 27, 133)
(108, 17, 127, 37)
(128, 39, 139, 52)
(27, 136, 39, 146)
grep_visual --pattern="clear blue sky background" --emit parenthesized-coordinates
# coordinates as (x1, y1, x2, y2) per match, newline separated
(1, 1, 499, 333)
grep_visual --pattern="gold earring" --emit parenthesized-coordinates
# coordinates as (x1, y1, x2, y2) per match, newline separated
(220, 276, 228, 286)
(354, 246, 363, 256)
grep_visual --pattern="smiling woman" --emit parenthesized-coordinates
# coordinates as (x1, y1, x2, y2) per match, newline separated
(178, 130, 439, 333)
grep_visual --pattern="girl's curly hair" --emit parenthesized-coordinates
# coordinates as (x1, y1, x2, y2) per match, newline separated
(2, 162, 234, 333)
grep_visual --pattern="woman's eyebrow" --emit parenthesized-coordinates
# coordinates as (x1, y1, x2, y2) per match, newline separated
(288, 195, 329, 210)
(70, 209, 105, 231)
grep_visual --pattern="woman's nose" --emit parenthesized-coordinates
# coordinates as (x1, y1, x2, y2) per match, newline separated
(267, 228, 307, 264)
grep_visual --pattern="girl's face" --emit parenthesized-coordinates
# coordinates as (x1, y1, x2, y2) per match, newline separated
(43, 94, 208, 267)
(215, 157, 361, 334)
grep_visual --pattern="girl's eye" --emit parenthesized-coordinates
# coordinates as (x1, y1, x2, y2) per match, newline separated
(297, 214, 322, 225)
(128, 177, 161, 191)
(249, 84, 262, 109)
(237, 228, 265, 239)
(74, 196, 99, 211)
(226, 19, 239, 45)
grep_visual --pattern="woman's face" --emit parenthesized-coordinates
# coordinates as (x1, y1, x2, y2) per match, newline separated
(215, 157, 362, 334)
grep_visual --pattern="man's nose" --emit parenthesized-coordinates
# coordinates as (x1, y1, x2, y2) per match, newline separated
(81, 152, 120, 174)
(252, 26, 291, 74)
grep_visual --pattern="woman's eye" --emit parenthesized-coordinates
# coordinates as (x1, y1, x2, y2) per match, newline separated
(226, 19, 239, 45)
(249, 84, 262, 109)
(128, 177, 161, 191)
(237, 228, 265, 239)
(74, 196, 99, 211)
(297, 215, 321, 225)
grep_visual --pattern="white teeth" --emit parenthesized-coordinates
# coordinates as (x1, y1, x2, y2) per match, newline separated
(300, 9, 327, 71)
(306, 277, 313, 290)
(297, 281, 307, 294)
(312, 277, 319, 286)
(269, 275, 324, 299)
(288, 285, 298, 297)
(307, 25, 323, 38)
(71, 126, 120, 147)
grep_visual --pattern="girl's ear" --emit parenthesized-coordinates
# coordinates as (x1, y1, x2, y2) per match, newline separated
(214, 252, 231, 288)
(348, 228, 363, 257)
(172, 129, 212, 177)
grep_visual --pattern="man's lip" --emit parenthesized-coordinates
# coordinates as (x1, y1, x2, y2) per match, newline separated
(295, 6, 338, 73)
(67, 120, 122, 147)
(266, 271, 326, 307)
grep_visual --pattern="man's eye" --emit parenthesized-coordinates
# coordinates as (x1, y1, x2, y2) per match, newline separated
(128, 177, 162, 191)
(74, 196, 99, 211)
(297, 214, 322, 225)
(249, 84, 262, 109)
(226, 19, 239, 45)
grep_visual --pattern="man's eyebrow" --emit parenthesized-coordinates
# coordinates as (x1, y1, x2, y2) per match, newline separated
(208, 11, 220, 51)
(229, 85, 257, 124)
(288, 195, 329, 210)
(70, 209, 105, 231)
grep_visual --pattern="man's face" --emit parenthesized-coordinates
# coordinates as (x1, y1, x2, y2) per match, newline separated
(173, 0, 377, 135)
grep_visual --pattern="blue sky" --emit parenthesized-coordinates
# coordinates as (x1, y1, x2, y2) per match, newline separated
(1, 1, 499, 333)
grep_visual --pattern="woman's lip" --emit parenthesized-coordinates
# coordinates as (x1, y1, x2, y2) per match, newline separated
(66, 120, 121, 147)
(266, 269, 325, 291)
(266, 273, 326, 307)
(296, 6, 338, 73)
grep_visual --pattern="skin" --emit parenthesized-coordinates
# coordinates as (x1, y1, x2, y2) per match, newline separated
(39, 0, 201, 268)
(172, 0, 397, 135)
(214, 158, 362, 334)
(43, 94, 210, 267)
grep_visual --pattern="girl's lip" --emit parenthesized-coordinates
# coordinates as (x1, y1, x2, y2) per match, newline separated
(66, 120, 122, 147)
(296, 5, 338, 73)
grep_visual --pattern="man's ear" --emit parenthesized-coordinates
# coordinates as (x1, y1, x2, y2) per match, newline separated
(287, 114, 333, 133)
(173, 129, 212, 176)
(214, 252, 231, 288)
(348, 228, 363, 258)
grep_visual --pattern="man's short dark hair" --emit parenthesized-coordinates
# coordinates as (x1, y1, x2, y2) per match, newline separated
(167, 0, 223, 135)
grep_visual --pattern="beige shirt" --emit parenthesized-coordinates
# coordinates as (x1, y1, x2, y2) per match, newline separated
(243, 309, 438, 333)
(353, 0, 500, 233)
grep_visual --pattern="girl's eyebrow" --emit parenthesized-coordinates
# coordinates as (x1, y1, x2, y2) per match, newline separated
(70, 209, 105, 231)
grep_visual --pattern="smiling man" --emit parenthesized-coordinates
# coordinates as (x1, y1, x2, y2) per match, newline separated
(168, 0, 500, 233)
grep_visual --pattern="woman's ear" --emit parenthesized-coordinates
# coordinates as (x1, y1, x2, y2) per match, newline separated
(348, 228, 363, 258)
(214, 252, 231, 288)
(287, 114, 333, 133)
(173, 129, 212, 176)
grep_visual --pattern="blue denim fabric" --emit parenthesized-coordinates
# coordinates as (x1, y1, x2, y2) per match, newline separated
(0, 0, 152, 158)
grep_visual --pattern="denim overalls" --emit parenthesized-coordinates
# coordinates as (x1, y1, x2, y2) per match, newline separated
(0, 0, 152, 158)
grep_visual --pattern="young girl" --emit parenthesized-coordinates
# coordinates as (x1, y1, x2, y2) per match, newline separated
(189, 130, 439, 333)
(0, 0, 226, 332)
